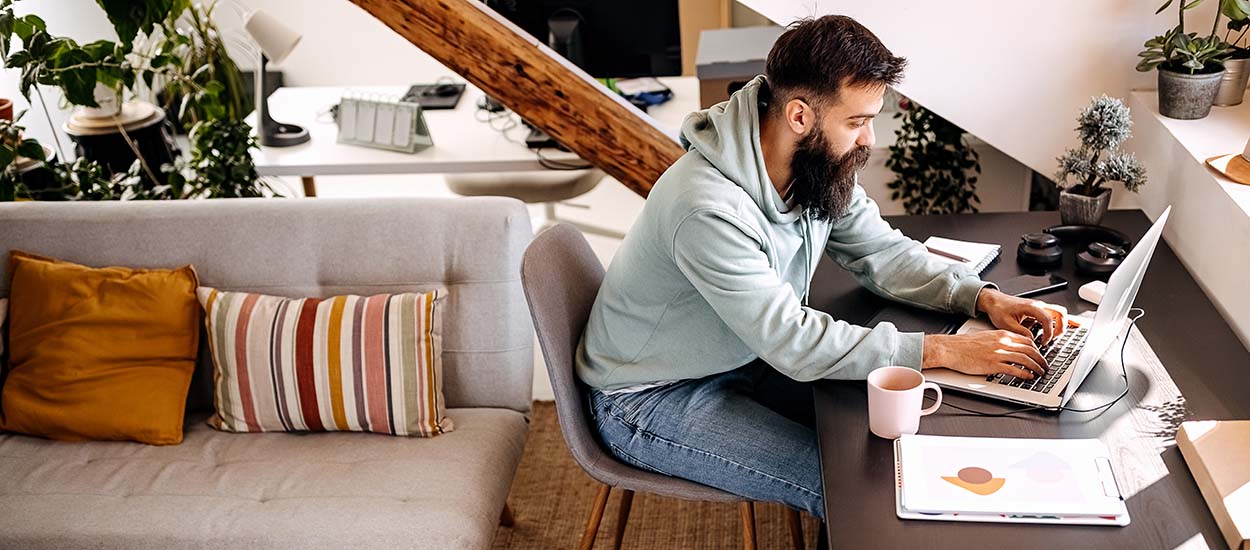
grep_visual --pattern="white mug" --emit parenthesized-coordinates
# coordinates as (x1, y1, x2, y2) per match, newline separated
(867, 366, 942, 439)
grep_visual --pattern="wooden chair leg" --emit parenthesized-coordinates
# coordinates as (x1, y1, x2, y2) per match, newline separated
(300, 175, 317, 197)
(784, 507, 804, 550)
(499, 503, 515, 527)
(739, 501, 757, 550)
(579, 484, 612, 550)
(611, 489, 635, 550)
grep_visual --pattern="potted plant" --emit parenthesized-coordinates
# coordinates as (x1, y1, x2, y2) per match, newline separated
(1138, 0, 1235, 119)
(885, 97, 982, 215)
(1054, 96, 1147, 226)
(1216, 1, 1250, 105)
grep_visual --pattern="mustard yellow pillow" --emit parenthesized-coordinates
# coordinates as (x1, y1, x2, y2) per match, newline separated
(1, 251, 200, 445)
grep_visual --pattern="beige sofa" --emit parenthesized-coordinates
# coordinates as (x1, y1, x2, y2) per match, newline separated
(0, 197, 534, 550)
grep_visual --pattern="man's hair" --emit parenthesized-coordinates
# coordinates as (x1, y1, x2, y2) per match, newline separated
(764, 15, 906, 111)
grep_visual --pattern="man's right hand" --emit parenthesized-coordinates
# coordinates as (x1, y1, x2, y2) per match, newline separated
(921, 331, 1047, 380)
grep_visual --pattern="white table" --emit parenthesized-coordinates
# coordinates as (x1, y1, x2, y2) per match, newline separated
(246, 77, 698, 196)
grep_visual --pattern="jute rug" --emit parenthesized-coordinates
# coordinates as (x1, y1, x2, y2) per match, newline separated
(491, 402, 823, 549)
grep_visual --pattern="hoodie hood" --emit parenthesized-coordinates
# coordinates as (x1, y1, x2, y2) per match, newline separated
(680, 75, 801, 225)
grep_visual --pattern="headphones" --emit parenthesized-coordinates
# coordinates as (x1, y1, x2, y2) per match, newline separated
(1017, 224, 1133, 277)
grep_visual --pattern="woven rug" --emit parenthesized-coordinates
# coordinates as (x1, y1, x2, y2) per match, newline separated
(491, 402, 823, 549)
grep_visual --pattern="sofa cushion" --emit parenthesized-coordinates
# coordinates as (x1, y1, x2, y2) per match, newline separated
(198, 288, 452, 437)
(3, 251, 200, 445)
(0, 407, 528, 550)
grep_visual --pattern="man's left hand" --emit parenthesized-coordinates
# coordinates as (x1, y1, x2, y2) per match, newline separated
(975, 288, 1067, 347)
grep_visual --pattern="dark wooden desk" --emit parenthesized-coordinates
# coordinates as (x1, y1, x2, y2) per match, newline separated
(810, 210, 1249, 549)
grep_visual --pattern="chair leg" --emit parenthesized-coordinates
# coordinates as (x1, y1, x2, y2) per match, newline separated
(579, 484, 612, 550)
(739, 501, 757, 550)
(499, 503, 515, 527)
(611, 489, 635, 550)
(784, 507, 804, 550)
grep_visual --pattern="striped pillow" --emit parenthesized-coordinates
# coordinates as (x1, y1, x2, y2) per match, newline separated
(197, 288, 452, 437)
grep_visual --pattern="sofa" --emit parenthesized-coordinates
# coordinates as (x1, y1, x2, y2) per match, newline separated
(0, 197, 535, 550)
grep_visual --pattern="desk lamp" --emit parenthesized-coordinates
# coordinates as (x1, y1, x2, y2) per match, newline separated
(243, 9, 308, 147)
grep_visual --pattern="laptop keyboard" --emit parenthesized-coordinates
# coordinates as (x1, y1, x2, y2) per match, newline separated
(989, 325, 1089, 393)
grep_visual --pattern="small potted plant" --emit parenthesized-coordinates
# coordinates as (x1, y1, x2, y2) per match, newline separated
(1216, 4, 1250, 106)
(1137, 0, 1233, 119)
(1054, 96, 1147, 226)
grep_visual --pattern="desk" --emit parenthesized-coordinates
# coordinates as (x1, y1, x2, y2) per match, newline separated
(811, 210, 1250, 549)
(245, 77, 698, 196)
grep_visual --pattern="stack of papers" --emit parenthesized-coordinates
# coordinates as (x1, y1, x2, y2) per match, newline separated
(895, 434, 1130, 526)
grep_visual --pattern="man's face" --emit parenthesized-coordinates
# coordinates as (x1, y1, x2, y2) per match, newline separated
(785, 83, 884, 221)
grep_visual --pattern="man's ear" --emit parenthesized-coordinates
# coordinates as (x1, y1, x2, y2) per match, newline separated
(783, 98, 814, 136)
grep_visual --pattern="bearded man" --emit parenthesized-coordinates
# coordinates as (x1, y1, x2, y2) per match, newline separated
(576, 14, 1064, 518)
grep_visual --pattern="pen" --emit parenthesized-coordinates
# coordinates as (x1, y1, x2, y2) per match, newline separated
(926, 246, 970, 263)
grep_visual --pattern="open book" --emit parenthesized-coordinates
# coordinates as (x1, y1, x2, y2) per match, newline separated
(923, 236, 1000, 275)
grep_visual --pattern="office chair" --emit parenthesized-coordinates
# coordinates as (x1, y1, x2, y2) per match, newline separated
(520, 224, 804, 550)
(445, 169, 625, 239)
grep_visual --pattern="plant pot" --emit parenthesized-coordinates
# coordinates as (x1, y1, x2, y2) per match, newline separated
(1059, 188, 1112, 226)
(1214, 55, 1250, 106)
(1158, 65, 1226, 119)
(0, 98, 12, 121)
(77, 82, 123, 119)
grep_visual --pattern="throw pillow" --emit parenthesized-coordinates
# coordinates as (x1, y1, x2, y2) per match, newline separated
(2, 251, 200, 445)
(198, 288, 452, 437)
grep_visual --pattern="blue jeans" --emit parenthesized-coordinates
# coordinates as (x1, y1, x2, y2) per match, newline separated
(589, 361, 824, 518)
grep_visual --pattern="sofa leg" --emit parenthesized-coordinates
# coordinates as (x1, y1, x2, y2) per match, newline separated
(499, 503, 515, 527)
(740, 501, 757, 550)
(611, 489, 634, 550)
(579, 484, 612, 550)
(785, 507, 804, 550)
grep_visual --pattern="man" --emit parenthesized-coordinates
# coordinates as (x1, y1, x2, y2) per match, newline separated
(575, 15, 1064, 518)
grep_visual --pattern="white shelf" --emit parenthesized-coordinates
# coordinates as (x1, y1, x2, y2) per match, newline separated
(1129, 91, 1250, 217)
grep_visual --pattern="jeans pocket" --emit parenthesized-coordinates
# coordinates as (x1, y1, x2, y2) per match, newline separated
(609, 442, 671, 477)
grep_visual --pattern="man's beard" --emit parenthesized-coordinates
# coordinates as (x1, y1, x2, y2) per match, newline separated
(785, 129, 871, 222)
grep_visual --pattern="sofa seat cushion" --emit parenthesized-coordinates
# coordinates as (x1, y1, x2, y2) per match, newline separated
(0, 408, 528, 550)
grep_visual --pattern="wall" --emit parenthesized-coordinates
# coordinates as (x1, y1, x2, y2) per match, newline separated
(735, 0, 1215, 181)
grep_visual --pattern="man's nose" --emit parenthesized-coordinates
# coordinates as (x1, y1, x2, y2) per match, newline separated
(857, 124, 875, 148)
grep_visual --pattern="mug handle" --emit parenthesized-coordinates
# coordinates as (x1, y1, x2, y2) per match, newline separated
(920, 382, 942, 416)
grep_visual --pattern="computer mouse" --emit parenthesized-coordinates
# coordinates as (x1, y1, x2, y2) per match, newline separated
(424, 83, 461, 97)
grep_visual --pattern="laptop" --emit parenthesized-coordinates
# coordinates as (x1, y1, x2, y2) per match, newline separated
(924, 206, 1171, 409)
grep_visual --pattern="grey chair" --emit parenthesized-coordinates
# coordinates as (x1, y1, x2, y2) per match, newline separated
(446, 169, 625, 239)
(520, 224, 804, 550)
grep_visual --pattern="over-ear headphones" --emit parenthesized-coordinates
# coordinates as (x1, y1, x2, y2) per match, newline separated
(1075, 242, 1128, 278)
(1017, 232, 1063, 269)
(1017, 224, 1134, 275)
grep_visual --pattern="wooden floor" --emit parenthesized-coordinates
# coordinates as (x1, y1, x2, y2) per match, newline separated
(491, 402, 823, 550)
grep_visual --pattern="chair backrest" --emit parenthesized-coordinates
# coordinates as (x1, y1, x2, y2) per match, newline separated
(520, 224, 612, 473)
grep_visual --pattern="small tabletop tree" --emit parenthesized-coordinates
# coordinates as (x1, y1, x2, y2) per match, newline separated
(1054, 96, 1147, 198)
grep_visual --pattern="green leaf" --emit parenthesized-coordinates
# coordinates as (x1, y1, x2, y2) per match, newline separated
(150, 54, 171, 68)
(13, 14, 45, 42)
(95, 0, 186, 48)
(16, 139, 43, 161)
(1183, 0, 1205, 9)
(1157, 0, 1175, 14)
(0, 146, 15, 172)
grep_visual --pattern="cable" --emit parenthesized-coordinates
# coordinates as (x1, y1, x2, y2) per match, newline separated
(926, 308, 1146, 417)
(472, 94, 594, 171)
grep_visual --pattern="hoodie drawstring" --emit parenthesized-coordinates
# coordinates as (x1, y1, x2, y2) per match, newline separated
(801, 212, 811, 306)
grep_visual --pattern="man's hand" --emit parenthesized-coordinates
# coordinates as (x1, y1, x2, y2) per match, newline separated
(923, 331, 1047, 379)
(975, 288, 1067, 346)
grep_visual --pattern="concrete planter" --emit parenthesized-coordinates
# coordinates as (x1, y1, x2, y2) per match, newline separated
(1214, 55, 1250, 106)
(1059, 188, 1111, 226)
(1158, 65, 1226, 119)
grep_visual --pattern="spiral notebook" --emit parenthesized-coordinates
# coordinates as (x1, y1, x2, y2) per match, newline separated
(923, 236, 1001, 274)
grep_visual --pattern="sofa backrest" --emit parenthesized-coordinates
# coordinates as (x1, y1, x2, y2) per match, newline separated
(0, 197, 534, 414)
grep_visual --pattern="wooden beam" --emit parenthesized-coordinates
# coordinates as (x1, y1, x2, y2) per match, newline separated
(349, 0, 686, 198)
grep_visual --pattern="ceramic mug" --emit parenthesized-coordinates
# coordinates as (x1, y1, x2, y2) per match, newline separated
(867, 366, 942, 439)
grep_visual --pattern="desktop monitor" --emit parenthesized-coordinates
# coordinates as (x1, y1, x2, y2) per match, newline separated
(487, 0, 682, 78)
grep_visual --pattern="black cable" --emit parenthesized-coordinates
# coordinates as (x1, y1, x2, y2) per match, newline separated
(926, 308, 1145, 418)
(472, 94, 594, 171)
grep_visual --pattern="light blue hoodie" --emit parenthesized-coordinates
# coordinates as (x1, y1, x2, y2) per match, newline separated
(575, 76, 989, 391)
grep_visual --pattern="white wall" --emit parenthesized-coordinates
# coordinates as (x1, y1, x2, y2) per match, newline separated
(736, 0, 1214, 181)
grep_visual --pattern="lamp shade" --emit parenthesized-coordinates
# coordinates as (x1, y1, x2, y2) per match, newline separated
(243, 9, 301, 63)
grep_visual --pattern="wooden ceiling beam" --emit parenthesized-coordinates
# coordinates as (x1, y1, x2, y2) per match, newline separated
(349, 0, 687, 198)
